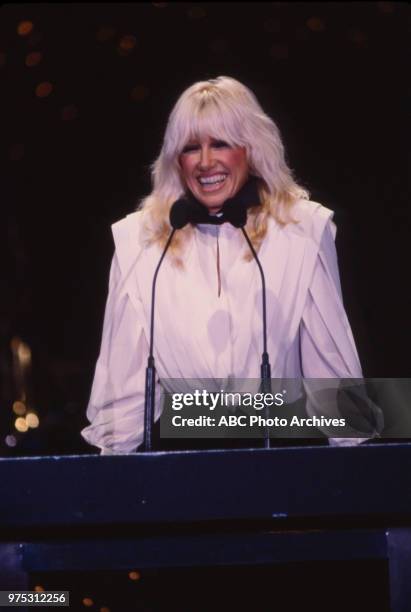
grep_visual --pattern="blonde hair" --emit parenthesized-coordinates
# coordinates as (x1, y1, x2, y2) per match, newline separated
(137, 76, 309, 265)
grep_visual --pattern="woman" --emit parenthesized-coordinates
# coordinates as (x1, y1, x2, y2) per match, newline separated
(81, 76, 380, 455)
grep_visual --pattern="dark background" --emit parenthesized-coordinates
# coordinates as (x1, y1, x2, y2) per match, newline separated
(0, 2, 409, 457)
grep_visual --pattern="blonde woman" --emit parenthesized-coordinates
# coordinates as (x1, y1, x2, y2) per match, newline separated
(81, 76, 378, 454)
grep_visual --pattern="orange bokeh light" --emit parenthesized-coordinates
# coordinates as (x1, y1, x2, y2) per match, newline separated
(13, 401, 26, 415)
(17, 21, 34, 36)
(15, 417, 28, 433)
(11, 337, 21, 352)
(128, 570, 141, 580)
(306, 17, 326, 32)
(119, 35, 137, 51)
(82, 598, 93, 607)
(35, 81, 53, 98)
(25, 51, 42, 67)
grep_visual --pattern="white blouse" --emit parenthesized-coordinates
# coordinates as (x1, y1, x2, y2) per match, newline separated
(81, 199, 373, 454)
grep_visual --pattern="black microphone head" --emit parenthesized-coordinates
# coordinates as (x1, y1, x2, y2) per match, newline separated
(221, 204, 248, 228)
(222, 176, 261, 228)
(169, 198, 191, 229)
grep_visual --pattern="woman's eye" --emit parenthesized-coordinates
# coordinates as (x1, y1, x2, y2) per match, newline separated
(181, 144, 199, 153)
(212, 140, 230, 148)
(181, 140, 230, 154)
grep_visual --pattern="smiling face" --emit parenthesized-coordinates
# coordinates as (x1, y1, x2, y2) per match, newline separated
(178, 136, 249, 214)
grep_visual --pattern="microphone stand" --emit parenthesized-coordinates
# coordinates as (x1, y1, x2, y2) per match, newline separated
(241, 228, 272, 449)
(143, 229, 176, 452)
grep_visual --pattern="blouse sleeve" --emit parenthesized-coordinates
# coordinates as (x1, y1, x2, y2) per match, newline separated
(300, 218, 383, 445)
(81, 253, 162, 454)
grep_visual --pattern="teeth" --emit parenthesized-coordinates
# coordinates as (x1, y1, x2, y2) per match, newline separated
(198, 174, 227, 185)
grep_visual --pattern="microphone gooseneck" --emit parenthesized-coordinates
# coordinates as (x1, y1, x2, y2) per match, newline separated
(240, 227, 272, 449)
(143, 228, 176, 452)
(240, 229, 268, 359)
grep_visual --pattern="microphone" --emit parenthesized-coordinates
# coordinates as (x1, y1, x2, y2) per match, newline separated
(169, 198, 192, 230)
(240, 227, 272, 449)
(143, 228, 176, 452)
(227, 180, 272, 448)
(143, 195, 197, 451)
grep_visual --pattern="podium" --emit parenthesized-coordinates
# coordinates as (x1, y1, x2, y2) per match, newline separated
(1, 443, 410, 611)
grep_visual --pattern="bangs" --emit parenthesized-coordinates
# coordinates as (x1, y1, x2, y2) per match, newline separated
(167, 95, 246, 158)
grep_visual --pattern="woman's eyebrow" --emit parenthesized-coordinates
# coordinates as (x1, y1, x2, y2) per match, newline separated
(181, 142, 199, 149)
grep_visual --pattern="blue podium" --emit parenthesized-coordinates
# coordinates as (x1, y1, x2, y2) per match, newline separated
(1, 443, 410, 610)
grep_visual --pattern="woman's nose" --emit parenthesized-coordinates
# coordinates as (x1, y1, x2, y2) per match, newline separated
(199, 145, 214, 169)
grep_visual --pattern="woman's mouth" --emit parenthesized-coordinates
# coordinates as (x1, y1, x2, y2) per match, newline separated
(197, 173, 228, 191)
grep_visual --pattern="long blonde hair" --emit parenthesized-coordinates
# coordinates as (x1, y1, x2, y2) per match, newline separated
(137, 76, 309, 265)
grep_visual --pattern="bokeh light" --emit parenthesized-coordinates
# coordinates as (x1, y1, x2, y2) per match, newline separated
(17, 342, 31, 366)
(11, 338, 31, 364)
(119, 35, 137, 51)
(13, 401, 26, 416)
(34, 586, 45, 593)
(82, 598, 94, 607)
(35, 81, 53, 98)
(26, 413, 40, 429)
(306, 17, 326, 32)
(17, 21, 34, 37)
(117, 35, 137, 56)
(25, 51, 42, 67)
(10, 337, 20, 352)
(128, 570, 141, 581)
(15, 417, 28, 433)
(5, 435, 17, 448)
